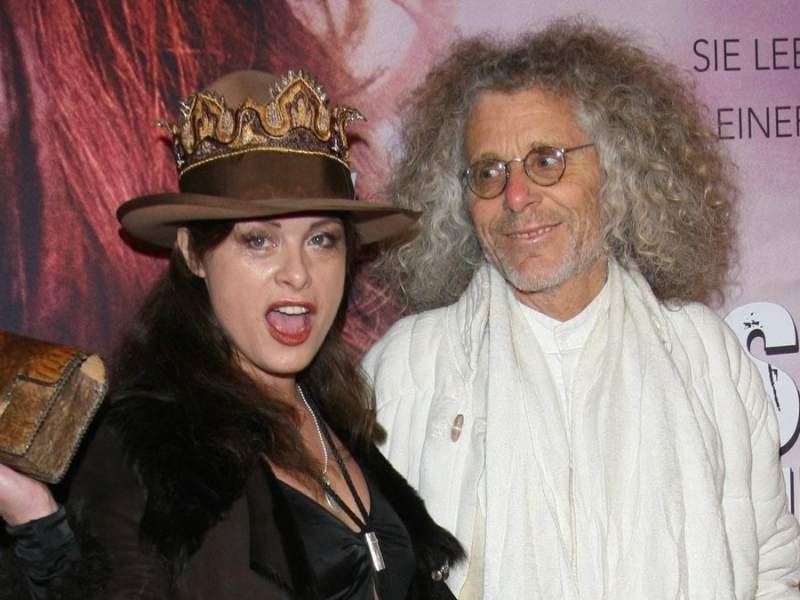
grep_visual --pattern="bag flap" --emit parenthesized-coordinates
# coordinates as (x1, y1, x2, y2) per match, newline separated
(0, 331, 86, 455)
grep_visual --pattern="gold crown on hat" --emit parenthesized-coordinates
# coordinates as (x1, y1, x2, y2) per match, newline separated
(161, 70, 364, 177)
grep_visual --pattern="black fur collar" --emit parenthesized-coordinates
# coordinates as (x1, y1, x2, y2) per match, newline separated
(106, 396, 463, 596)
(108, 396, 242, 563)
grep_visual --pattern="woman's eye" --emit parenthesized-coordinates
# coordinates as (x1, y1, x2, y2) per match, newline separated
(244, 233, 269, 249)
(309, 231, 339, 248)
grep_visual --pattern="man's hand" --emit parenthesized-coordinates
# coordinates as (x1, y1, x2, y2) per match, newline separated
(0, 463, 57, 526)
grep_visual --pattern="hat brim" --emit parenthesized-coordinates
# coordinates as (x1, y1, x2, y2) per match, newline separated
(117, 193, 419, 247)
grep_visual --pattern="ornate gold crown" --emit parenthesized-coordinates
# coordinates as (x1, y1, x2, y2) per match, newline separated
(162, 70, 364, 177)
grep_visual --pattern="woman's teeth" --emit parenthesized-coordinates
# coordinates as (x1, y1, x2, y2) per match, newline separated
(275, 305, 309, 315)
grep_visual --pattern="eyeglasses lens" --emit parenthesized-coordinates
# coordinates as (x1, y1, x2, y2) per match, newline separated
(524, 147, 564, 186)
(466, 147, 567, 198)
(469, 161, 506, 198)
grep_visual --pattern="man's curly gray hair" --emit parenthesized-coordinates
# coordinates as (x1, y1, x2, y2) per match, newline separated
(375, 18, 737, 311)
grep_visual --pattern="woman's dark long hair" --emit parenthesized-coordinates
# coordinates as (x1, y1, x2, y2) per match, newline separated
(107, 217, 382, 488)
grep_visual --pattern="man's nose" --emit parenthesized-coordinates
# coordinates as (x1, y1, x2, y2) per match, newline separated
(503, 161, 544, 212)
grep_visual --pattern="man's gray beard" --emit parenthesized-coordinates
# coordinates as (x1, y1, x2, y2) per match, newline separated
(490, 233, 606, 295)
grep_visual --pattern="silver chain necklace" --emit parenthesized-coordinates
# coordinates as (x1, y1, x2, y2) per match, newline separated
(296, 384, 337, 510)
(296, 385, 385, 573)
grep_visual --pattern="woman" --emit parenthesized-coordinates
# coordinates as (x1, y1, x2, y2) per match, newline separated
(0, 69, 462, 599)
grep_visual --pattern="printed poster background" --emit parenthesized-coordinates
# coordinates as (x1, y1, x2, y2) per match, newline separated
(1, 2, 799, 504)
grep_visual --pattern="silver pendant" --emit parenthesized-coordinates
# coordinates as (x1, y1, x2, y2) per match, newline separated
(324, 490, 340, 512)
(321, 476, 340, 512)
(365, 531, 385, 571)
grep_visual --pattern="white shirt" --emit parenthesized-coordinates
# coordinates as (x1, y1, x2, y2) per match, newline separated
(518, 280, 610, 442)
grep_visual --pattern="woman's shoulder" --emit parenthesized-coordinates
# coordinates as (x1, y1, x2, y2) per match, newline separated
(66, 407, 148, 520)
(67, 397, 182, 503)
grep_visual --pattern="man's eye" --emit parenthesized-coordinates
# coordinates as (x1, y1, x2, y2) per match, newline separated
(530, 149, 561, 170)
(476, 163, 504, 181)
(535, 155, 558, 168)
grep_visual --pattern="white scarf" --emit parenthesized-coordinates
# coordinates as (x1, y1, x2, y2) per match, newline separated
(477, 260, 735, 599)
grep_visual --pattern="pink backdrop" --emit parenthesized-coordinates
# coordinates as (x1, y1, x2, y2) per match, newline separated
(2, 1, 799, 504)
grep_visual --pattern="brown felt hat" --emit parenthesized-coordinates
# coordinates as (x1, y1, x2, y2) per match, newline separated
(117, 69, 418, 246)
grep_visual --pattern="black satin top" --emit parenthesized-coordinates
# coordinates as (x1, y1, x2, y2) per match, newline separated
(278, 477, 416, 599)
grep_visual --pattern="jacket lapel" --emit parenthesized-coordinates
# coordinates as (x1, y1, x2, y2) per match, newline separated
(245, 461, 318, 598)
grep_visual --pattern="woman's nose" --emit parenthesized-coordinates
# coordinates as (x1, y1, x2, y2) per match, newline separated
(275, 246, 311, 289)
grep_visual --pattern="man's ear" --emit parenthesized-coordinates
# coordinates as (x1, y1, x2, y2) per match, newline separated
(176, 227, 206, 278)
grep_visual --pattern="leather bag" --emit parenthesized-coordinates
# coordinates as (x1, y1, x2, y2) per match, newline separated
(0, 331, 106, 483)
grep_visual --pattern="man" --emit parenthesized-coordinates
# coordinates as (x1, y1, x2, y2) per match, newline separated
(362, 20, 800, 599)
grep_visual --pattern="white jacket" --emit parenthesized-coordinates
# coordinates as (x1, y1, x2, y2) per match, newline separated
(362, 260, 800, 599)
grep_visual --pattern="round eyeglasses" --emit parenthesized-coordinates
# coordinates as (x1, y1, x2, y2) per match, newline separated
(462, 143, 595, 199)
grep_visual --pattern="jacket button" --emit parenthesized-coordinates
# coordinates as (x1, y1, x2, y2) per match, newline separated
(451, 414, 464, 441)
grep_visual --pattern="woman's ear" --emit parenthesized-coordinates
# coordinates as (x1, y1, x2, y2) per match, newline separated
(176, 227, 206, 278)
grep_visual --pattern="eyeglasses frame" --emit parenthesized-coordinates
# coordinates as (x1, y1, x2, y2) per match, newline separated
(462, 142, 595, 199)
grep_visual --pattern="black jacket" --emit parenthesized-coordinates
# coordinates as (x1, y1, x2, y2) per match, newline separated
(2, 396, 463, 599)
